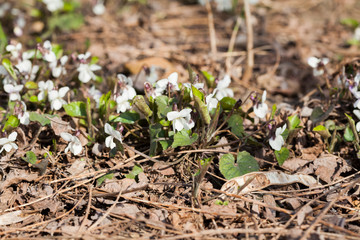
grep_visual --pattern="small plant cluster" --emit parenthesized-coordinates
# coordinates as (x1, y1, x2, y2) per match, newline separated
(308, 56, 360, 158)
(0, 39, 300, 181)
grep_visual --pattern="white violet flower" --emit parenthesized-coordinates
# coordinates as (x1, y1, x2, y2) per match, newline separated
(214, 74, 234, 100)
(117, 74, 136, 100)
(60, 132, 82, 155)
(0, 132, 18, 153)
(38, 80, 54, 101)
(16, 59, 39, 81)
(269, 124, 287, 151)
(206, 91, 219, 112)
(50, 55, 68, 78)
(354, 110, 360, 132)
(167, 108, 195, 132)
(77, 52, 101, 83)
(155, 72, 180, 95)
(42, 40, 57, 63)
(104, 123, 123, 149)
(253, 90, 268, 119)
(48, 86, 69, 110)
(43, 0, 64, 12)
(116, 92, 131, 113)
(93, 0, 105, 15)
(18, 101, 30, 125)
(6, 43, 22, 59)
(307, 57, 329, 77)
(4, 83, 23, 101)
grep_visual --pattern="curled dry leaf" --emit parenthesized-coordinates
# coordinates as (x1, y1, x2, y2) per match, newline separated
(220, 171, 319, 198)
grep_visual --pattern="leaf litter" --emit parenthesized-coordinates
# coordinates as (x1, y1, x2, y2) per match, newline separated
(1, 0, 360, 239)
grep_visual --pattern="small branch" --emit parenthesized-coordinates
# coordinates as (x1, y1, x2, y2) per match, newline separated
(242, 0, 254, 84)
(205, 0, 217, 56)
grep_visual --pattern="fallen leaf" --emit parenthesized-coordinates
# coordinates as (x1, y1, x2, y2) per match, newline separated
(67, 159, 87, 176)
(220, 171, 319, 197)
(0, 169, 38, 189)
(313, 154, 352, 183)
(153, 162, 175, 176)
(49, 116, 73, 136)
(0, 211, 30, 226)
(297, 205, 312, 226)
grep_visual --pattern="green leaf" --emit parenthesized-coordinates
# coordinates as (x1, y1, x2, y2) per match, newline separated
(220, 97, 236, 110)
(288, 115, 301, 130)
(22, 151, 37, 165)
(149, 123, 164, 156)
(48, 13, 84, 32)
(125, 165, 143, 179)
(192, 85, 205, 102)
(310, 107, 324, 122)
(3, 115, 20, 131)
(155, 95, 172, 119)
(219, 151, 259, 180)
(96, 173, 114, 186)
(344, 125, 355, 142)
(193, 86, 211, 125)
(271, 104, 277, 119)
(340, 18, 359, 28)
(25, 81, 38, 90)
(227, 113, 244, 137)
(110, 111, 140, 124)
(172, 130, 198, 148)
(29, 112, 56, 126)
(0, 22, 7, 53)
(63, 101, 87, 117)
(2, 58, 18, 80)
(202, 71, 215, 88)
(214, 200, 229, 206)
(313, 125, 331, 139)
(99, 91, 111, 117)
(133, 95, 153, 118)
(275, 147, 289, 166)
(325, 120, 336, 131)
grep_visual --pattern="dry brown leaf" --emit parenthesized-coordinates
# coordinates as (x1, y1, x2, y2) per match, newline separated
(125, 57, 176, 75)
(0, 169, 38, 189)
(263, 194, 276, 222)
(67, 159, 87, 176)
(49, 116, 73, 136)
(0, 211, 31, 226)
(220, 171, 319, 197)
(297, 205, 312, 226)
(153, 162, 175, 176)
(282, 158, 310, 172)
(313, 154, 352, 183)
(111, 203, 140, 218)
(281, 198, 302, 210)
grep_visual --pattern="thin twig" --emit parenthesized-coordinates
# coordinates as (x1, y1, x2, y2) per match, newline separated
(242, 0, 254, 84)
(205, 0, 217, 56)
